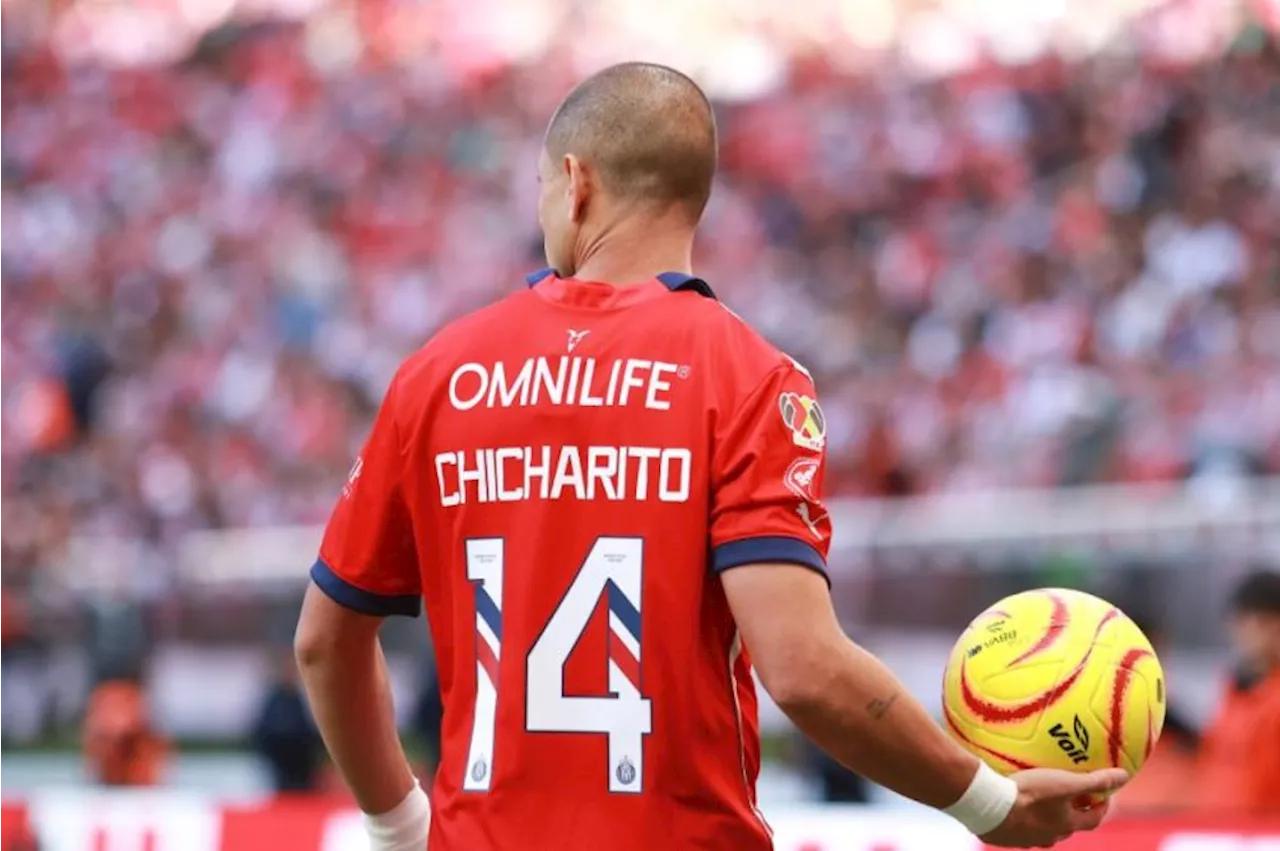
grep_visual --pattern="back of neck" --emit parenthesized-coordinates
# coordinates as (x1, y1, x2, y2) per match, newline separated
(570, 218, 695, 286)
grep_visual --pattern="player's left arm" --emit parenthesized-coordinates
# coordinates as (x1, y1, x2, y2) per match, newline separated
(294, 370, 429, 849)
(711, 360, 1125, 846)
(709, 361, 979, 806)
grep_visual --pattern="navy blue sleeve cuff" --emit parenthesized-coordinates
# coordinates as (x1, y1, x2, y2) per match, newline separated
(310, 559, 421, 618)
(711, 536, 829, 583)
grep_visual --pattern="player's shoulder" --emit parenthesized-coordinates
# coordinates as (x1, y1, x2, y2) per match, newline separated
(393, 287, 538, 387)
(435, 286, 540, 352)
(683, 292, 815, 388)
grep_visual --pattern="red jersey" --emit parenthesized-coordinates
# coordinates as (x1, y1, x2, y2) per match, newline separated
(1196, 670, 1280, 813)
(314, 271, 832, 850)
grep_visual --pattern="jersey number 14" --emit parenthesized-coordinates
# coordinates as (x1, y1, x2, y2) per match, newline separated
(463, 537, 652, 793)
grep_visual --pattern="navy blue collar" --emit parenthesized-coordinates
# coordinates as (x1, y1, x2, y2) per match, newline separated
(525, 269, 716, 300)
(655, 272, 717, 299)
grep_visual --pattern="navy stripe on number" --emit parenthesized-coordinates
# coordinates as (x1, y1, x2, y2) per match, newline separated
(474, 585, 503, 640)
(310, 560, 422, 618)
(606, 579, 641, 642)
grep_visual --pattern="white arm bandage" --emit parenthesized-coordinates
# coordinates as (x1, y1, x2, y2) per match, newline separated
(363, 780, 431, 851)
(943, 762, 1018, 836)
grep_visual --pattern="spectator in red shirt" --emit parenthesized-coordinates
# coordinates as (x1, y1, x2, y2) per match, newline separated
(82, 679, 168, 787)
(1196, 571, 1280, 813)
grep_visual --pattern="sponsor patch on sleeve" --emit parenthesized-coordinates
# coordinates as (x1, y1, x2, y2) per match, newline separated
(341, 457, 364, 499)
(783, 456, 821, 502)
(778, 392, 826, 452)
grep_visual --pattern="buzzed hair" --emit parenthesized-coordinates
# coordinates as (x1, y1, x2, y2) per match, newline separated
(545, 62, 718, 222)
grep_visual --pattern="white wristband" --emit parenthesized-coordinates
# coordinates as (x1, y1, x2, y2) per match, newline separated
(943, 762, 1018, 836)
(364, 780, 432, 851)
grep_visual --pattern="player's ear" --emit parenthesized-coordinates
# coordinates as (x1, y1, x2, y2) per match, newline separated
(564, 153, 590, 224)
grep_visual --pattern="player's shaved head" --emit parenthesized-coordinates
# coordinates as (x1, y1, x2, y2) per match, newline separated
(545, 62, 717, 222)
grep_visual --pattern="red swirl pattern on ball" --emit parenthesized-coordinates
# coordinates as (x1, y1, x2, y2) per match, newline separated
(1107, 647, 1153, 767)
(960, 609, 1119, 724)
(1007, 591, 1069, 666)
(942, 702, 1035, 771)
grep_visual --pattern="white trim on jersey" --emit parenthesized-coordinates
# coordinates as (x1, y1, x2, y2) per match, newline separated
(728, 631, 773, 837)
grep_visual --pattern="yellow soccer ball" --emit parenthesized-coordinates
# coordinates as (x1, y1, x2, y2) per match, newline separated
(942, 588, 1166, 778)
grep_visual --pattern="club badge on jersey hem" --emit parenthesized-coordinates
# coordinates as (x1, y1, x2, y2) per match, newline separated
(778, 391, 826, 452)
(310, 559, 422, 618)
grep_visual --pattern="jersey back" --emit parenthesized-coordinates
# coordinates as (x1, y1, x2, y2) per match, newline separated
(314, 272, 833, 850)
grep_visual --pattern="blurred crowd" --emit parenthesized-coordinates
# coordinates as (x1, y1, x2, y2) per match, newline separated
(3, 12, 1280, 601)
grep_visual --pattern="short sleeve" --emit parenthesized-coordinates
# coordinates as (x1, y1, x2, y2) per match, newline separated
(709, 362, 831, 579)
(311, 374, 421, 617)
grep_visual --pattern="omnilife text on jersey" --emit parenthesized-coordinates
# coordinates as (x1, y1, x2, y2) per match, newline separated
(447, 356, 684, 411)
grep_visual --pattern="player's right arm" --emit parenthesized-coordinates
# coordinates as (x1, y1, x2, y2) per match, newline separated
(712, 360, 1126, 848)
(725, 562, 979, 805)
(294, 368, 431, 851)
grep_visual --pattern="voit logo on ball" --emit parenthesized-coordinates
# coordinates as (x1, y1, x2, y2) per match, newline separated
(1048, 714, 1091, 765)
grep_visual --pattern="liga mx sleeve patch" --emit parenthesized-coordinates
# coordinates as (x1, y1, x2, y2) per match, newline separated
(777, 391, 826, 452)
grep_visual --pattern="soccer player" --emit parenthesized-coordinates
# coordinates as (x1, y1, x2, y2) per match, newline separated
(294, 62, 1127, 851)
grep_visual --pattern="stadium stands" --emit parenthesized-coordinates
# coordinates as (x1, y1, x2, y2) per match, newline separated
(2, 1, 1279, 821)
